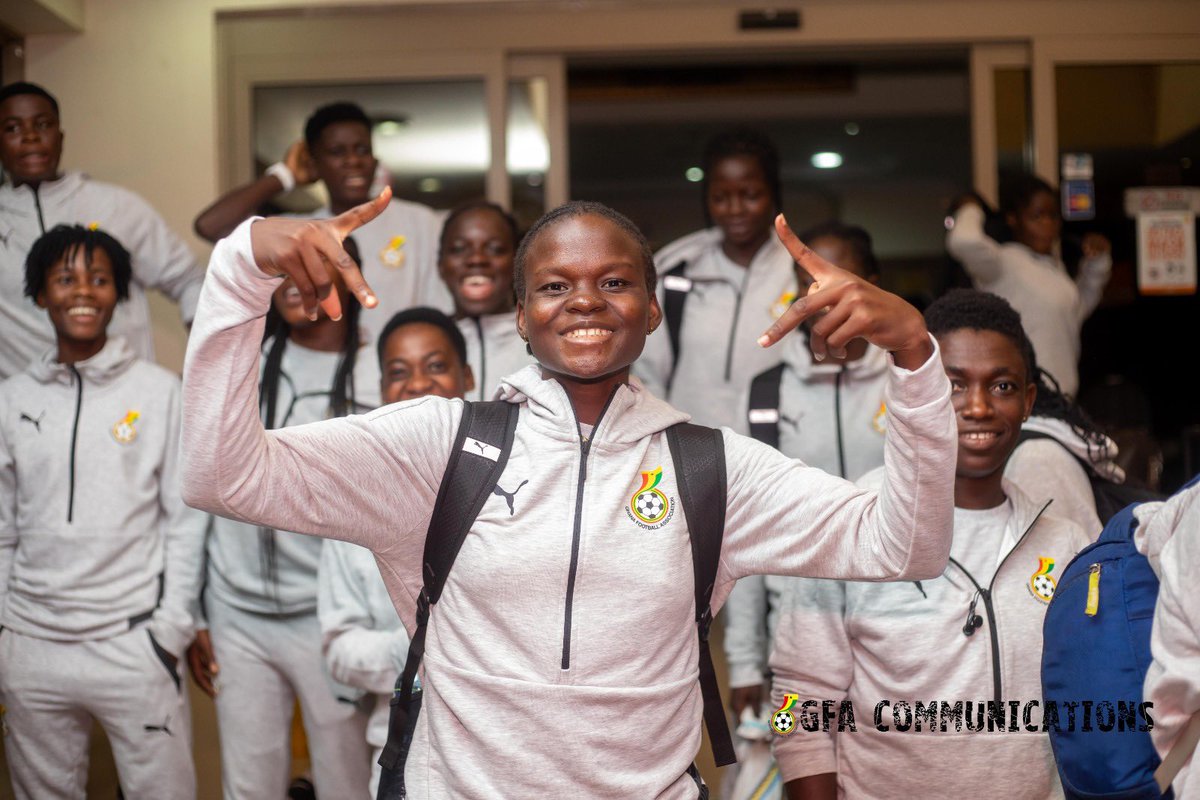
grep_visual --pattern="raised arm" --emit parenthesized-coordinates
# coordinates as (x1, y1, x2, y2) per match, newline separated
(1075, 232, 1112, 321)
(194, 142, 316, 244)
(181, 189, 460, 560)
(721, 215, 955, 587)
(946, 200, 1004, 286)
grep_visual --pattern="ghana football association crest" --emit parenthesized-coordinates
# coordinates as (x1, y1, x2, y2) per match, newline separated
(112, 410, 140, 444)
(626, 466, 675, 530)
(771, 694, 800, 735)
(1028, 557, 1057, 604)
(380, 235, 407, 269)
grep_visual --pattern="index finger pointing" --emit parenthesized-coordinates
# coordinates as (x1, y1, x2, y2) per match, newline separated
(312, 226, 378, 310)
(330, 185, 393, 239)
(775, 214, 840, 281)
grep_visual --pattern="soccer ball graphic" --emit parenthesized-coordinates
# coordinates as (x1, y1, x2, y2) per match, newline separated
(634, 490, 666, 522)
(772, 710, 797, 735)
(1032, 574, 1056, 601)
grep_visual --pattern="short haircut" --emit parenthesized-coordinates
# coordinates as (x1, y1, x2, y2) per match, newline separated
(0, 82, 59, 116)
(701, 127, 782, 215)
(439, 200, 520, 260)
(513, 201, 655, 301)
(924, 288, 1035, 382)
(25, 224, 132, 302)
(1000, 173, 1056, 216)
(797, 220, 880, 278)
(304, 102, 372, 150)
(376, 306, 468, 369)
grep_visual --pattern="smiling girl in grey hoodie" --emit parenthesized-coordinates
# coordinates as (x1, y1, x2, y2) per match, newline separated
(182, 190, 958, 799)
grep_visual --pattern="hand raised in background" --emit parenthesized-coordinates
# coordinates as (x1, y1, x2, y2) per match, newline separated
(283, 140, 318, 187)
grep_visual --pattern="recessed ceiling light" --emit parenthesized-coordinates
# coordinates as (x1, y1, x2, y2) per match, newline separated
(418, 177, 442, 193)
(811, 152, 843, 169)
(844, 122, 860, 136)
(685, 167, 704, 182)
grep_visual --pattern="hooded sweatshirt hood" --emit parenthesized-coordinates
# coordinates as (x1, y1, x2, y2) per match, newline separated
(28, 335, 138, 387)
(496, 365, 690, 446)
(1022, 415, 1124, 482)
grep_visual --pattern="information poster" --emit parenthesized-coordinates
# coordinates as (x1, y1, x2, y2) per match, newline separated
(1124, 188, 1200, 296)
(1136, 211, 1196, 295)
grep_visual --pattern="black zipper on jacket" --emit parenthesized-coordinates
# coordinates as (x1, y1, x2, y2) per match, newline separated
(834, 368, 846, 478)
(560, 385, 620, 670)
(32, 185, 46, 234)
(723, 285, 746, 382)
(473, 317, 486, 402)
(946, 500, 1051, 707)
(67, 364, 83, 523)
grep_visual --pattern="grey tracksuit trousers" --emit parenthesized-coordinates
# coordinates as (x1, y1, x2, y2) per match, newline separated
(0, 626, 195, 800)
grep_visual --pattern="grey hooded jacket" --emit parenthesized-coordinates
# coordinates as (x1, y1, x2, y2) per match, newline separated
(0, 337, 205, 657)
(182, 219, 958, 799)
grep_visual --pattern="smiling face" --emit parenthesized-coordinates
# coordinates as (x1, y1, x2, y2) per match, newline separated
(0, 93, 63, 187)
(516, 213, 660, 384)
(310, 120, 377, 211)
(37, 245, 119, 361)
(1007, 189, 1061, 256)
(706, 154, 776, 254)
(439, 207, 517, 318)
(379, 321, 473, 404)
(938, 328, 1036, 497)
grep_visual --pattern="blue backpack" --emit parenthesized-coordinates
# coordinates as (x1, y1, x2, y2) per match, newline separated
(1042, 477, 1199, 799)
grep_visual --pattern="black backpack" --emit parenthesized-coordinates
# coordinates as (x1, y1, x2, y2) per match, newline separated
(375, 400, 734, 799)
(661, 260, 692, 392)
(746, 363, 786, 450)
(1017, 430, 1163, 524)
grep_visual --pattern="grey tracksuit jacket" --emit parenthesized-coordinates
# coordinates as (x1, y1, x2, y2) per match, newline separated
(182, 219, 958, 799)
(0, 172, 203, 379)
(771, 477, 1090, 799)
(456, 312, 535, 401)
(0, 337, 205, 658)
(724, 336, 891, 689)
(634, 227, 798, 433)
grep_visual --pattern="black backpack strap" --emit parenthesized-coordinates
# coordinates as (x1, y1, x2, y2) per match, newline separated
(666, 422, 736, 768)
(377, 400, 519, 788)
(747, 364, 785, 449)
(662, 260, 690, 392)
